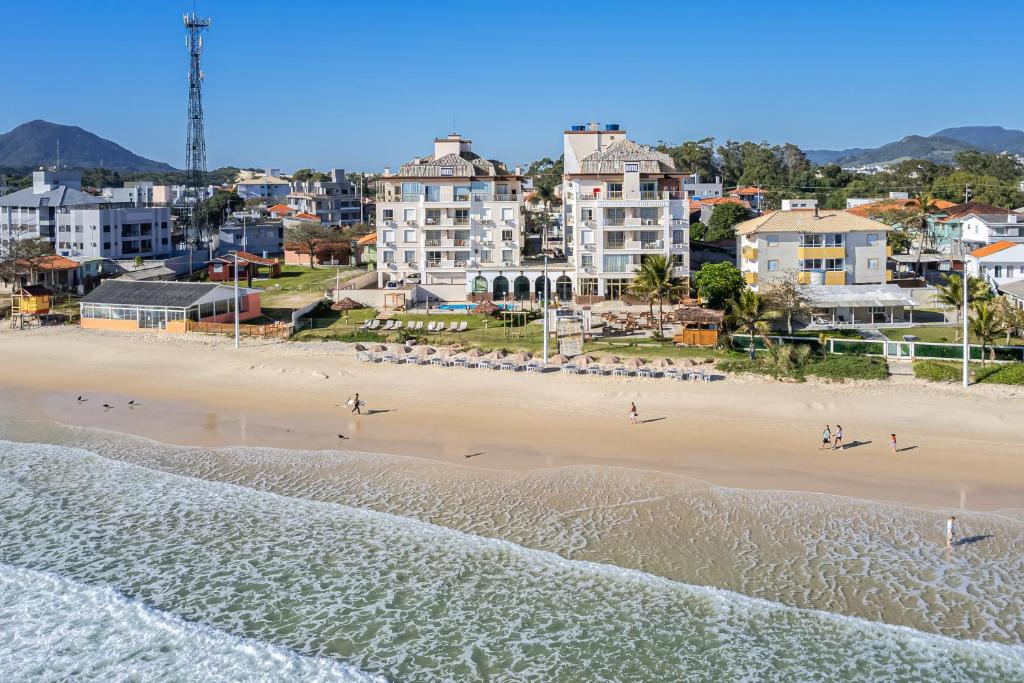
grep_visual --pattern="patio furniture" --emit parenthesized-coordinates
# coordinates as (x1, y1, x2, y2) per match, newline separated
(356, 352, 372, 362)
(382, 355, 400, 364)
(477, 360, 492, 370)
(381, 320, 394, 330)
(636, 368, 655, 379)
(427, 321, 437, 332)
(560, 365, 580, 375)
(612, 367, 631, 378)
(435, 322, 447, 333)
(452, 358, 469, 368)
(367, 319, 381, 330)
(586, 366, 605, 376)
(455, 321, 468, 333)
(392, 321, 403, 331)
(525, 362, 544, 373)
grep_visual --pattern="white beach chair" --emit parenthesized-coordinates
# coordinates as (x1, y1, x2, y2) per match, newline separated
(414, 321, 424, 331)
(456, 321, 468, 333)
(427, 321, 437, 332)
(586, 366, 605, 376)
(368, 319, 381, 330)
(435, 322, 447, 333)
(392, 321, 403, 331)
(382, 320, 395, 330)
(356, 352, 372, 362)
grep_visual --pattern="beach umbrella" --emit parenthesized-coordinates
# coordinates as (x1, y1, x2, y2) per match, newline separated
(464, 348, 485, 358)
(396, 346, 413, 355)
(573, 354, 598, 367)
(600, 354, 620, 365)
(331, 297, 366, 311)
(414, 346, 435, 356)
(547, 354, 571, 365)
(475, 300, 500, 316)
(621, 357, 646, 369)
(436, 346, 457, 358)
(354, 343, 368, 351)
(486, 349, 508, 361)
(369, 344, 387, 353)
(675, 357, 699, 367)
(508, 352, 532, 363)
(648, 357, 673, 369)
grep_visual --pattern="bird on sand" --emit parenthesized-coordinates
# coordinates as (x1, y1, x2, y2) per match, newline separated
(102, 404, 113, 410)
(337, 434, 349, 440)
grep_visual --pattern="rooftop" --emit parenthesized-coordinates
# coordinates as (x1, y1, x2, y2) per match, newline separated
(845, 197, 956, 218)
(802, 284, 917, 308)
(0, 184, 109, 209)
(236, 175, 289, 186)
(81, 280, 257, 308)
(970, 241, 1024, 259)
(578, 139, 677, 175)
(394, 152, 512, 179)
(735, 209, 893, 235)
(939, 201, 1012, 223)
(1000, 280, 1024, 300)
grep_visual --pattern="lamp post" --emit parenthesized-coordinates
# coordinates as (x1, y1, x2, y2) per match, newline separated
(961, 241, 969, 387)
(234, 251, 240, 349)
(542, 255, 550, 363)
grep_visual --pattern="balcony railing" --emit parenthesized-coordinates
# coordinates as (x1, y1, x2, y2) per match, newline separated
(576, 190, 688, 201)
(453, 217, 469, 225)
(604, 219, 625, 227)
(471, 193, 518, 202)
(641, 240, 664, 250)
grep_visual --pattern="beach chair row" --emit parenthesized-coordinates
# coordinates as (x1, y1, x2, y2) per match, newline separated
(362, 319, 469, 333)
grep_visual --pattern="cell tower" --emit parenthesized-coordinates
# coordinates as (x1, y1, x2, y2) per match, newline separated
(184, 11, 211, 245)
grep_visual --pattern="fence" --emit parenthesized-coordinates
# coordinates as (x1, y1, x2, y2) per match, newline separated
(732, 334, 1024, 362)
(187, 320, 291, 339)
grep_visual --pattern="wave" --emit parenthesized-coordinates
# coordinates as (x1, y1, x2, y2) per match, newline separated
(0, 562, 378, 682)
(1, 439, 1022, 681)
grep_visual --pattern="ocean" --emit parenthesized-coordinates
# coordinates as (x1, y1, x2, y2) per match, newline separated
(1, 434, 1023, 681)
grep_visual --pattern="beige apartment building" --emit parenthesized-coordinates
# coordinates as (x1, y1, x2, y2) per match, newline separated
(375, 134, 526, 294)
(562, 123, 689, 302)
(736, 201, 915, 326)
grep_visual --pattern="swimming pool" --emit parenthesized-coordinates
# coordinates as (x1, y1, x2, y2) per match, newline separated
(436, 303, 517, 312)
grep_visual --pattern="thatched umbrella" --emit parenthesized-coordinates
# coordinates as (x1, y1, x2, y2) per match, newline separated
(474, 300, 500, 316)
(675, 357, 699, 367)
(600, 354, 621, 366)
(463, 348, 486, 358)
(396, 345, 413, 355)
(508, 351, 532, 363)
(648, 357, 673, 369)
(331, 297, 365, 311)
(354, 343, 368, 351)
(485, 349, 507, 361)
(547, 354, 571, 365)
(414, 346, 435, 357)
(621, 357, 646, 369)
(369, 344, 388, 353)
(573, 354, 598, 367)
(436, 346, 458, 358)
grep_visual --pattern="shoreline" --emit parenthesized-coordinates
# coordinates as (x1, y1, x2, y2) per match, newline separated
(2, 327, 1023, 511)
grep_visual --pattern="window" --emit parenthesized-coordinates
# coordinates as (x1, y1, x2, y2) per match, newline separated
(501, 208, 514, 221)
(867, 233, 880, 247)
(767, 235, 779, 247)
(403, 229, 416, 242)
(502, 249, 513, 263)
(440, 166, 454, 176)
(403, 208, 416, 222)
(403, 250, 416, 263)
(501, 229, 514, 242)
(607, 182, 623, 194)
(606, 233, 625, 249)
(383, 229, 395, 242)
(995, 265, 1003, 278)
(382, 250, 395, 264)
(382, 209, 393, 221)
(800, 233, 844, 247)
(625, 163, 639, 173)
(581, 254, 594, 267)
(581, 208, 594, 221)
(868, 258, 879, 270)
(603, 254, 633, 272)
(1008, 266, 1015, 278)
(480, 249, 492, 262)
(768, 260, 779, 271)
(213, 263, 224, 273)
(425, 185, 440, 202)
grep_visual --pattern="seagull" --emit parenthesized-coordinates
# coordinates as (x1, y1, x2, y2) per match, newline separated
(102, 404, 113, 410)
(77, 396, 87, 402)
(337, 434, 349, 440)
(128, 400, 137, 406)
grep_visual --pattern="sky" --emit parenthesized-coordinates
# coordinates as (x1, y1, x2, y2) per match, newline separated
(4, 0, 1023, 172)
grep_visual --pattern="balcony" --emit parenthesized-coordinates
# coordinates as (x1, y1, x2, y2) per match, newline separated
(742, 246, 758, 261)
(641, 240, 664, 250)
(797, 270, 846, 285)
(604, 219, 625, 227)
(576, 191, 687, 202)
(671, 266, 689, 277)
(471, 193, 518, 202)
(453, 217, 470, 225)
(426, 259, 468, 269)
(744, 272, 758, 285)
(797, 246, 845, 259)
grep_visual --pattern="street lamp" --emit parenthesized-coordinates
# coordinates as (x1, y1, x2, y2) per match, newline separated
(542, 254, 550, 363)
(954, 238, 969, 387)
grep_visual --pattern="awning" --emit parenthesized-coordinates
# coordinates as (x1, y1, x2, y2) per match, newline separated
(802, 284, 917, 309)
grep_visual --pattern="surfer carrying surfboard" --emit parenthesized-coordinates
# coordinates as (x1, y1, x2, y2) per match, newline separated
(348, 393, 363, 415)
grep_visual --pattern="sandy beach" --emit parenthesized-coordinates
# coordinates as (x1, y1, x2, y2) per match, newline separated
(2, 326, 1022, 511)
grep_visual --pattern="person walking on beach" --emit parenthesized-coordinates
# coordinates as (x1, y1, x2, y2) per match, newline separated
(628, 402, 639, 425)
(947, 515, 958, 548)
(820, 426, 832, 450)
(890, 433, 898, 455)
(350, 393, 362, 415)
(832, 424, 844, 451)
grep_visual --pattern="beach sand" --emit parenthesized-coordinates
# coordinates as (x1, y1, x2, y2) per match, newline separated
(1, 326, 1022, 511)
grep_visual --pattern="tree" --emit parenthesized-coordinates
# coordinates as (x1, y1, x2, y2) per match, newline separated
(691, 261, 746, 309)
(992, 295, 1024, 345)
(285, 221, 343, 269)
(0, 237, 54, 287)
(291, 168, 330, 182)
(887, 227, 913, 255)
(657, 138, 718, 179)
(931, 170, 1024, 208)
(528, 183, 560, 251)
(689, 221, 711, 242)
(969, 300, 1004, 366)
(935, 273, 991, 340)
(631, 255, 687, 336)
(762, 272, 809, 335)
(728, 289, 773, 360)
(953, 151, 1023, 183)
(705, 203, 751, 242)
(525, 156, 563, 195)
(196, 191, 244, 232)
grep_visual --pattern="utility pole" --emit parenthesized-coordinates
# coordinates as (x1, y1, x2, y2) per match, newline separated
(965, 184, 972, 203)
(234, 251, 240, 349)
(542, 255, 550, 363)
(962, 242, 969, 387)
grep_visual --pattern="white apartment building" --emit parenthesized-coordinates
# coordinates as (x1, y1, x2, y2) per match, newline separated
(102, 181, 156, 207)
(375, 134, 528, 297)
(682, 172, 722, 200)
(0, 171, 172, 260)
(288, 169, 361, 225)
(236, 170, 290, 201)
(958, 210, 1024, 248)
(562, 123, 690, 302)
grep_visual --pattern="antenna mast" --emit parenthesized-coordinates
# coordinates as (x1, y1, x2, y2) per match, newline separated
(184, 11, 212, 247)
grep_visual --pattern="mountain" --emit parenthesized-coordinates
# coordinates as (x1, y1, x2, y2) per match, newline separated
(0, 120, 175, 172)
(805, 126, 1024, 167)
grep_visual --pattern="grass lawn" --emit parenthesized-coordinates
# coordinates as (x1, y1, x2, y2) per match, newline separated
(914, 360, 1024, 384)
(251, 264, 364, 318)
(882, 326, 1024, 346)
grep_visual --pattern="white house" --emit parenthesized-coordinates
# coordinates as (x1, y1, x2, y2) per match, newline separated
(967, 240, 1024, 290)
(959, 211, 1024, 248)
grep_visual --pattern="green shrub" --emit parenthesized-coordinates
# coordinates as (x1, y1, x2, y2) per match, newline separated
(913, 360, 963, 382)
(805, 355, 889, 381)
(976, 363, 1024, 384)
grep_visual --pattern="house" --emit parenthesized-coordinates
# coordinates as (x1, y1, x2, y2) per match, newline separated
(217, 221, 284, 257)
(967, 241, 1024, 291)
(268, 204, 294, 219)
(375, 133, 527, 296)
(951, 207, 1024, 249)
(11, 284, 51, 317)
(1000, 280, 1024, 309)
(0, 171, 172, 260)
(208, 251, 281, 282)
(681, 172, 723, 200)
(284, 240, 352, 267)
(690, 196, 750, 225)
(79, 280, 261, 333)
(728, 186, 766, 212)
(736, 202, 915, 326)
(355, 231, 376, 266)
(288, 169, 361, 225)
(563, 122, 689, 303)
(235, 171, 291, 201)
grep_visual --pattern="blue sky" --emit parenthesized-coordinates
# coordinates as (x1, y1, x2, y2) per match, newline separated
(4, 0, 1022, 171)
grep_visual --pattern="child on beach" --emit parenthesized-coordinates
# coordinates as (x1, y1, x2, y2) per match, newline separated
(832, 425, 844, 450)
(947, 516, 958, 548)
(890, 434, 898, 454)
(628, 402, 639, 425)
(820, 426, 832, 450)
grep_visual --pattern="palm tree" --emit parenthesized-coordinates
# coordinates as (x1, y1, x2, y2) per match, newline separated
(528, 184, 559, 251)
(728, 288, 773, 360)
(632, 255, 687, 337)
(629, 268, 657, 322)
(969, 300, 1004, 366)
(935, 273, 990, 341)
(902, 194, 941, 271)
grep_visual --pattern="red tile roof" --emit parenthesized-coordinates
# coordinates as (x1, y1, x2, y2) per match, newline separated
(939, 201, 1011, 223)
(356, 232, 377, 245)
(268, 204, 294, 215)
(846, 197, 956, 218)
(730, 186, 763, 196)
(21, 254, 80, 271)
(293, 212, 320, 221)
(970, 241, 1019, 258)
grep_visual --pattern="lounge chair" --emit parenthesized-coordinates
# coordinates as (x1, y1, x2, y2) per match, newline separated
(427, 321, 437, 332)
(356, 352, 372, 362)
(612, 367, 631, 378)
(413, 321, 424, 331)
(361, 320, 372, 330)
(405, 356, 418, 364)
(430, 356, 446, 366)
(525, 362, 544, 373)
(456, 321, 468, 333)
(476, 360, 492, 370)
(392, 321, 403, 331)
(586, 366, 605, 376)
(636, 368, 654, 379)
(368, 319, 381, 330)
(381, 320, 395, 330)
(435, 322, 447, 333)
